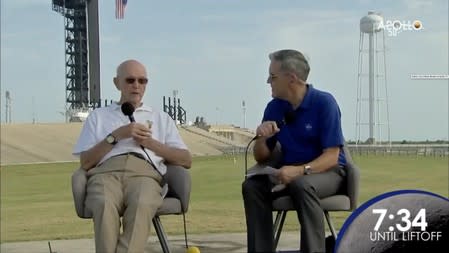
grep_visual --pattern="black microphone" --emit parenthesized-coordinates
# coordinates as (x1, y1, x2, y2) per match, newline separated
(282, 110, 296, 126)
(245, 111, 296, 179)
(120, 101, 166, 182)
(121, 102, 136, 122)
(252, 111, 296, 140)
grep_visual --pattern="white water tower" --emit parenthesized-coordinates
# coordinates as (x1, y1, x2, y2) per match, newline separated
(356, 11, 391, 145)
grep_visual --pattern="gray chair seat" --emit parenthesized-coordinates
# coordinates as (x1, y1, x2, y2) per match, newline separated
(273, 195, 351, 212)
(157, 197, 182, 215)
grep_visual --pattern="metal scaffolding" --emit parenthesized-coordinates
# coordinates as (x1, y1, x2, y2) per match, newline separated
(52, 0, 101, 121)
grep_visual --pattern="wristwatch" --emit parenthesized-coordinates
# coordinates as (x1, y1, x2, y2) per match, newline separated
(303, 165, 312, 175)
(105, 133, 118, 145)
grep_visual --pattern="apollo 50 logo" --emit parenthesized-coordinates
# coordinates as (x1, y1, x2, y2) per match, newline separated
(377, 20, 423, 36)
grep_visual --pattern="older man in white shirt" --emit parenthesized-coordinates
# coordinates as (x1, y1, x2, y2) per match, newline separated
(73, 59, 191, 253)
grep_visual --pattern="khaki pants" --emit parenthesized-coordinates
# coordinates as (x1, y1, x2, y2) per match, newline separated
(85, 154, 163, 253)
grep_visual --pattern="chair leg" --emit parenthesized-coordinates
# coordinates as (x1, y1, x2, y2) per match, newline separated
(324, 211, 337, 239)
(153, 216, 171, 253)
(273, 211, 287, 251)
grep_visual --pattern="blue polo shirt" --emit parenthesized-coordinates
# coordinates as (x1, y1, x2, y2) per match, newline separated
(263, 84, 346, 166)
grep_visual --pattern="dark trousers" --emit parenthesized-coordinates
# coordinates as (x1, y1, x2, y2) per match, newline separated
(242, 166, 346, 253)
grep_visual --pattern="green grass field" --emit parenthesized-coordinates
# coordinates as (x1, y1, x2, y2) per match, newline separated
(1, 154, 448, 243)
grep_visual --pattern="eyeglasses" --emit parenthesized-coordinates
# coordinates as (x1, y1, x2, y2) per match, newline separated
(269, 74, 279, 80)
(267, 73, 281, 82)
(268, 71, 294, 82)
(125, 77, 148, 85)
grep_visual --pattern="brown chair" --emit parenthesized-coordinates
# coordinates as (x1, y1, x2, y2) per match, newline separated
(71, 165, 191, 253)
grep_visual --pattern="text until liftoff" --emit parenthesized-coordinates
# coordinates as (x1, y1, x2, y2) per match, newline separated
(246, 165, 286, 192)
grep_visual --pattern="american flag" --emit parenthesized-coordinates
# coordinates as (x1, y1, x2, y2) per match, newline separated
(116, 0, 127, 19)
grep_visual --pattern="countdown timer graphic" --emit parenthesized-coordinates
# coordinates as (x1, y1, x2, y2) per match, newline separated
(335, 190, 448, 253)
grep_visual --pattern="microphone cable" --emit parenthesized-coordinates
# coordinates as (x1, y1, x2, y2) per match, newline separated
(244, 112, 294, 180)
(121, 102, 164, 178)
(244, 136, 258, 180)
(121, 101, 191, 251)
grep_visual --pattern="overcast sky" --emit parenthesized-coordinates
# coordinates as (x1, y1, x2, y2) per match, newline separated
(1, 0, 448, 141)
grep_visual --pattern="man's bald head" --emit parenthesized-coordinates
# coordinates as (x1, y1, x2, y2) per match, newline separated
(113, 59, 148, 108)
(116, 59, 147, 78)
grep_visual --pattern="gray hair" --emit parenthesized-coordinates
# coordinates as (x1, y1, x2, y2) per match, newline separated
(269, 49, 310, 81)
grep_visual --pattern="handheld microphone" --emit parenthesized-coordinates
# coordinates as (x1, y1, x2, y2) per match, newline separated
(281, 110, 296, 126)
(245, 111, 296, 179)
(251, 111, 296, 140)
(120, 101, 149, 157)
(121, 102, 136, 122)
(120, 101, 166, 186)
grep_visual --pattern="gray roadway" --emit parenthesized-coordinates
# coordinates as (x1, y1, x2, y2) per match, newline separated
(1, 232, 303, 253)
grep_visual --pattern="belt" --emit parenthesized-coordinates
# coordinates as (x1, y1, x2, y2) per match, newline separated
(109, 152, 165, 185)
(127, 152, 147, 160)
(113, 152, 147, 161)
(114, 152, 159, 170)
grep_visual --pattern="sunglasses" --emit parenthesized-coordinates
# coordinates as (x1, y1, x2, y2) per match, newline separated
(125, 77, 148, 85)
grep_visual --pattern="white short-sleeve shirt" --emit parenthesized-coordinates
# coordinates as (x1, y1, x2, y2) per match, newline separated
(73, 102, 188, 175)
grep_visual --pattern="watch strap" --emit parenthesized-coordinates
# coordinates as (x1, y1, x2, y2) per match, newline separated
(304, 165, 312, 175)
(106, 133, 118, 145)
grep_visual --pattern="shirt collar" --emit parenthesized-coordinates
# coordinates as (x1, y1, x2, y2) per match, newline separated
(299, 84, 314, 110)
(111, 102, 153, 112)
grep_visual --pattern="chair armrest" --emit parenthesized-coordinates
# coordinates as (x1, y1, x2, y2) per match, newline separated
(71, 168, 91, 218)
(343, 145, 360, 210)
(164, 165, 191, 213)
(345, 161, 360, 210)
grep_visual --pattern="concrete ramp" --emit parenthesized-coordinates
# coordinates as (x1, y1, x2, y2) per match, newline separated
(208, 125, 255, 144)
(182, 126, 246, 148)
(0, 123, 242, 165)
(1, 123, 82, 165)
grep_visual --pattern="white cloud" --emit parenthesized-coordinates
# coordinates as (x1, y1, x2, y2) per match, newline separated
(100, 34, 121, 45)
(1, 1, 447, 140)
(4, 0, 49, 8)
(402, 0, 434, 10)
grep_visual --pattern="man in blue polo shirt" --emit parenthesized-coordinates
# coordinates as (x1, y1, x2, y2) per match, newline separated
(242, 49, 347, 253)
